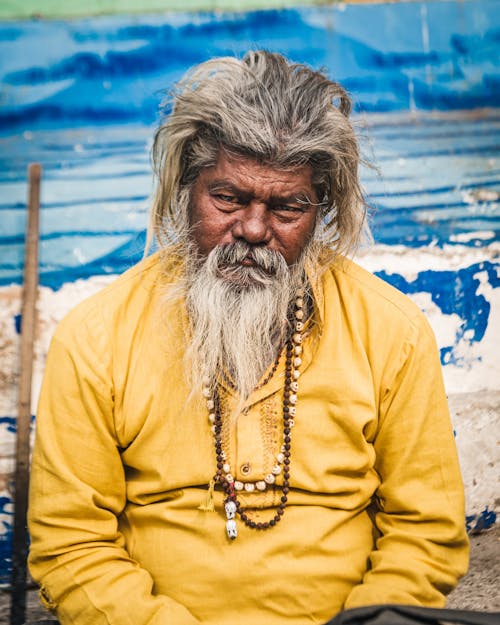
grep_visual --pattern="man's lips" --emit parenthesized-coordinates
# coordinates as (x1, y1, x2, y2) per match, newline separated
(240, 256, 271, 272)
(221, 257, 272, 276)
(216, 246, 279, 277)
(240, 256, 257, 267)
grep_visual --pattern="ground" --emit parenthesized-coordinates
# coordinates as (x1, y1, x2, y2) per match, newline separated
(0, 525, 498, 623)
(447, 524, 500, 612)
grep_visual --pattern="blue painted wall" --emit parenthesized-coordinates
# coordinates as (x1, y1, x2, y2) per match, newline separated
(1, 0, 499, 133)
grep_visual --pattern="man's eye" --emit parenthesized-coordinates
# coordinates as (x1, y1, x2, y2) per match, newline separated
(274, 204, 302, 213)
(215, 194, 237, 203)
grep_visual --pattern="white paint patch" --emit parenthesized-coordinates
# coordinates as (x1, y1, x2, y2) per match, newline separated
(355, 242, 499, 282)
(450, 231, 495, 243)
(449, 391, 500, 516)
(0, 275, 116, 416)
(462, 189, 500, 204)
(0, 425, 16, 486)
(410, 292, 462, 348)
(356, 244, 500, 395)
(442, 270, 500, 394)
(0, 287, 22, 416)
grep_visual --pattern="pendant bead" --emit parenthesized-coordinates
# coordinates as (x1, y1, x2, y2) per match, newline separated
(234, 480, 244, 491)
(264, 473, 276, 485)
(244, 482, 255, 492)
(256, 481, 267, 491)
(225, 500, 237, 519)
(226, 519, 237, 539)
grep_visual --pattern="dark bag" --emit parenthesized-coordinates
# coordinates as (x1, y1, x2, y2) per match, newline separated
(325, 604, 500, 625)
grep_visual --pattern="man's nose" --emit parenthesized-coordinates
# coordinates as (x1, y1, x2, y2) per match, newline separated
(231, 203, 272, 245)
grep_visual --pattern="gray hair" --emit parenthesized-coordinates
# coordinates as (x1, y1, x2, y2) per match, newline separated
(149, 50, 369, 257)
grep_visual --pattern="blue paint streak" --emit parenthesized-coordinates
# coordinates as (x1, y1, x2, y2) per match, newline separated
(466, 507, 498, 533)
(0, 194, 149, 212)
(0, 1, 499, 131)
(0, 494, 13, 586)
(15, 230, 148, 290)
(368, 179, 500, 199)
(0, 229, 141, 246)
(376, 261, 500, 365)
(0, 416, 17, 435)
(14, 314, 21, 335)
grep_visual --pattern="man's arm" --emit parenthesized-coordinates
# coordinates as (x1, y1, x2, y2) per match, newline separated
(28, 313, 199, 625)
(344, 315, 469, 609)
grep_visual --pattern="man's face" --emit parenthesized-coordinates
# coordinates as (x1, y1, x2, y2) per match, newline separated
(189, 151, 319, 267)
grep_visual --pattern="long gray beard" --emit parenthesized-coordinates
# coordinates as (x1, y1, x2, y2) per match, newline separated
(185, 241, 308, 401)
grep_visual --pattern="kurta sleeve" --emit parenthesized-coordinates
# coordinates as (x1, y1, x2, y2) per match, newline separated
(343, 314, 469, 609)
(28, 305, 199, 625)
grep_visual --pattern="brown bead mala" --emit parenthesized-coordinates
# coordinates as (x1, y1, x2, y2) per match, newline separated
(215, 339, 293, 534)
(203, 290, 305, 539)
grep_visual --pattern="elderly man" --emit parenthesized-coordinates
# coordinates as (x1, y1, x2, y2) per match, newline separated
(28, 51, 468, 625)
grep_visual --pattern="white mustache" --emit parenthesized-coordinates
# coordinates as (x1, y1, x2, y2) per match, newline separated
(212, 242, 286, 275)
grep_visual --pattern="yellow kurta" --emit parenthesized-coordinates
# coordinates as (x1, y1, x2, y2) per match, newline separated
(28, 252, 468, 625)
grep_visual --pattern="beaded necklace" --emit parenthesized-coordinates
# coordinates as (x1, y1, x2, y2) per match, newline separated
(202, 290, 305, 540)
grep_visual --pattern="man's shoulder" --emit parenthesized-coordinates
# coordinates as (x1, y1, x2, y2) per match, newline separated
(54, 251, 179, 341)
(326, 256, 427, 329)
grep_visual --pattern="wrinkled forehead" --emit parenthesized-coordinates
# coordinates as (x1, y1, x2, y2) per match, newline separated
(197, 149, 319, 202)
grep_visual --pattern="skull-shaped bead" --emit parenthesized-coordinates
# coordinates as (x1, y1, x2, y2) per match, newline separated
(226, 519, 237, 539)
(225, 500, 237, 520)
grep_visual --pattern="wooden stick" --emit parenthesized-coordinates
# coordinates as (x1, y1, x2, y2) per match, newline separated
(10, 163, 41, 625)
